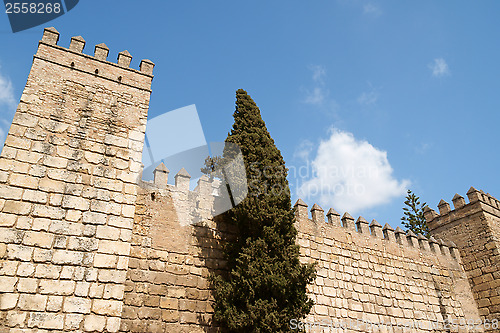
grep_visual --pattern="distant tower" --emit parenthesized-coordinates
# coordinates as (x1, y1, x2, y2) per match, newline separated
(0, 27, 153, 331)
(426, 188, 500, 324)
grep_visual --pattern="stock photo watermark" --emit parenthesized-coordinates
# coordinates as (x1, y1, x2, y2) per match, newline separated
(3, 0, 79, 32)
(290, 317, 498, 332)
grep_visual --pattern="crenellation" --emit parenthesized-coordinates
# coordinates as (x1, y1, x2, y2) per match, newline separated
(310, 203, 324, 223)
(417, 233, 431, 251)
(0, 27, 494, 332)
(428, 236, 440, 253)
(174, 168, 191, 192)
(369, 219, 383, 239)
(406, 230, 418, 248)
(423, 205, 439, 222)
(355, 216, 369, 234)
(438, 239, 451, 257)
(467, 186, 481, 203)
(36, 28, 154, 94)
(69, 36, 86, 53)
(438, 199, 451, 215)
(153, 163, 168, 189)
(139, 59, 155, 75)
(325, 208, 340, 226)
(382, 223, 396, 242)
(94, 43, 109, 61)
(41, 26, 59, 45)
(117, 50, 132, 68)
(452, 193, 466, 209)
(293, 199, 308, 220)
(341, 212, 355, 230)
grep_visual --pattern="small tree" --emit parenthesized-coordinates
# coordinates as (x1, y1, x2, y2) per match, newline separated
(401, 189, 429, 237)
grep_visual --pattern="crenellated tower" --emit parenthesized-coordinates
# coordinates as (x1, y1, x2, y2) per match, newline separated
(0, 27, 153, 331)
(425, 187, 500, 323)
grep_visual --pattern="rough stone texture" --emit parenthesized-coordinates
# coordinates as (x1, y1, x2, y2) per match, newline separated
(0, 27, 152, 331)
(0, 27, 498, 333)
(295, 202, 483, 332)
(427, 189, 500, 331)
(120, 181, 235, 333)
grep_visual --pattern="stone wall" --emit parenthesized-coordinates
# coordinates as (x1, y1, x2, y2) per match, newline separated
(0, 27, 498, 333)
(119, 168, 235, 333)
(426, 188, 500, 327)
(0, 27, 153, 331)
(293, 200, 483, 332)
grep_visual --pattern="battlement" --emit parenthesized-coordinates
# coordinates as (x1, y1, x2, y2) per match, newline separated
(138, 163, 230, 226)
(425, 187, 500, 322)
(0, 29, 492, 332)
(424, 187, 500, 231)
(294, 199, 461, 262)
(36, 27, 154, 91)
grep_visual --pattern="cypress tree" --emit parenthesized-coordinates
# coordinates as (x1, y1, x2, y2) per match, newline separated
(210, 89, 316, 332)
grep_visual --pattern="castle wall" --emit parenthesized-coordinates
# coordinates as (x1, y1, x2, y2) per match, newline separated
(426, 189, 500, 325)
(0, 27, 495, 333)
(119, 172, 235, 333)
(0, 28, 153, 331)
(294, 201, 483, 332)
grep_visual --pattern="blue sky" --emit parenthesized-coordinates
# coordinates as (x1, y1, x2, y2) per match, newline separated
(1, 1, 499, 230)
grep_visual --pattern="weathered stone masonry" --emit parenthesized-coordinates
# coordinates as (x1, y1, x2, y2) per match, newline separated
(0, 27, 153, 331)
(425, 189, 500, 324)
(0, 28, 499, 332)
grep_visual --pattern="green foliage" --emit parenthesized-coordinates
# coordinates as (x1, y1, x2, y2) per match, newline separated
(210, 89, 316, 332)
(401, 189, 430, 237)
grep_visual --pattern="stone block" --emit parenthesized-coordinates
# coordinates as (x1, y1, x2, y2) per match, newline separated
(64, 313, 84, 330)
(39, 279, 75, 295)
(17, 277, 38, 292)
(98, 239, 131, 256)
(22, 230, 54, 248)
(34, 264, 60, 278)
(63, 296, 92, 314)
(46, 295, 63, 312)
(0, 293, 19, 310)
(7, 244, 33, 261)
(52, 249, 84, 265)
(18, 294, 47, 311)
(96, 225, 121, 240)
(92, 299, 123, 316)
(83, 314, 107, 332)
(27, 312, 64, 329)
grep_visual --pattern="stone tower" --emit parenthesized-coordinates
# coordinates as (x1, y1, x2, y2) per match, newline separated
(426, 188, 500, 323)
(0, 27, 153, 331)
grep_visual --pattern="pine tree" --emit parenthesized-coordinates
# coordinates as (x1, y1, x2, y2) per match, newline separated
(210, 89, 316, 332)
(401, 189, 429, 237)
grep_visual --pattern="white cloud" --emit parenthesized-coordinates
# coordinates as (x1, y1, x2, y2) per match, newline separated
(309, 65, 326, 84)
(357, 91, 378, 105)
(0, 68, 15, 109)
(302, 65, 331, 107)
(415, 142, 432, 155)
(297, 128, 410, 214)
(363, 3, 382, 16)
(0, 66, 16, 148)
(430, 58, 450, 77)
(293, 140, 314, 161)
(304, 87, 327, 105)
